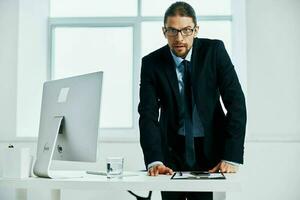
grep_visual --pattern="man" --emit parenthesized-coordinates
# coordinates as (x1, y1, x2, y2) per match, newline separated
(138, 2, 246, 200)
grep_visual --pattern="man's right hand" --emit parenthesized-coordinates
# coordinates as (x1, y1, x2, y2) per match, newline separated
(148, 164, 173, 176)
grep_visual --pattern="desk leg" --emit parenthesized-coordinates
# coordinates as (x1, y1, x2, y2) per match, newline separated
(223, 191, 241, 200)
(213, 192, 226, 200)
(16, 189, 27, 200)
(50, 189, 61, 200)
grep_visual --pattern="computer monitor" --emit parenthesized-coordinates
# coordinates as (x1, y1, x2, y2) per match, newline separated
(33, 71, 103, 178)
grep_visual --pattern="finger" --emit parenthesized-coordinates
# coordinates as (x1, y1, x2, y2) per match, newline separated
(220, 161, 227, 169)
(164, 167, 174, 175)
(156, 165, 173, 175)
(148, 166, 158, 176)
(157, 165, 166, 175)
(155, 169, 159, 176)
(148, 168, 153, 176)
(228, 167, 236, 173)
(220, 162, 237, 173)
(151, 167, 157, 176)
(208, 163, 221, 173)
(224, 164, 236, 173)
(208, 168, 216, 173)
(168, 168, 174, 175)
(220, 163, 229, 173)
(227, 165, 234, 173)
(153, 165, 159, 176)
(229, 165, 237, 173)
(221, 167, 228, 173)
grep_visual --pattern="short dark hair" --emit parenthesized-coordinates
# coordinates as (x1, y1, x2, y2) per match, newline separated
(164, 1, 197, 26)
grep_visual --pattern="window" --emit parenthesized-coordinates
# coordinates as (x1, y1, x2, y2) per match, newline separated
(52, 27, 133, 128)
(16, 0, 246, 138)
(50, 0, 138, 17)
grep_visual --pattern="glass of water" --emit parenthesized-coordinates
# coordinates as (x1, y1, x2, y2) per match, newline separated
(106, 157, 124, 179)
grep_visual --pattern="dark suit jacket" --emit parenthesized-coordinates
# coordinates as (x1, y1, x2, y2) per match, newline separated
(138, 38, 247, 169)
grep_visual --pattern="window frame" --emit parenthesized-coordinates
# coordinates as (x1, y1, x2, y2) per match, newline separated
(49, 22, 136, 130)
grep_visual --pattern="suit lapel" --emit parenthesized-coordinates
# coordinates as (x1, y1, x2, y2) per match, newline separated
(191, 38, 204, 86)
(161, 46, 181, 109)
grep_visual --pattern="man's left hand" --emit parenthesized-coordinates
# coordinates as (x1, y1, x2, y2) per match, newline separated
(208, 161, 238, 173)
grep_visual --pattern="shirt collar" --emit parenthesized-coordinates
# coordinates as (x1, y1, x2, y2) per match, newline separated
(170, 47, 192, 67)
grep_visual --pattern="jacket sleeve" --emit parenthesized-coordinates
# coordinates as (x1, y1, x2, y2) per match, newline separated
(216, 40, 247, 164)
(138, 57, 163, 167)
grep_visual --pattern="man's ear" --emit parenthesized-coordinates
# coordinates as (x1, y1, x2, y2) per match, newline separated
(162, 27, 167, 38)
(194, 25, 199, 38)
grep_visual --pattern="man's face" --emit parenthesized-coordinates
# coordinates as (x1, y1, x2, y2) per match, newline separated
(163, 15, 199, 58)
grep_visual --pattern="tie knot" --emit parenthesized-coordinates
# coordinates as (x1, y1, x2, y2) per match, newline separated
(182, 59, 188, 65)
(182, 60, 190, 72)
(182, 60, 191, 76)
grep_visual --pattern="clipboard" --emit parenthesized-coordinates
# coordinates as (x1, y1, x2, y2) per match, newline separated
(171, 171, 226, 180)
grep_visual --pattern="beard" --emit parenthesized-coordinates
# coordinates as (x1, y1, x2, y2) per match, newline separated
(171, 43, 190, 58)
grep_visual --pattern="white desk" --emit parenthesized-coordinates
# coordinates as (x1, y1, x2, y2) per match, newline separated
(0, 171, 241, 200)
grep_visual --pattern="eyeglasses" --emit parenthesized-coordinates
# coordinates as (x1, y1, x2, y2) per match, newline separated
(164, 27, 196, 37)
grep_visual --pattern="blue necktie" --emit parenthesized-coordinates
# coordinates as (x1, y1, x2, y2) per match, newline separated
(182, 60, 196, 167)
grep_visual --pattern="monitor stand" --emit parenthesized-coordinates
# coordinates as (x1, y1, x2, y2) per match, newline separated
(33, 116, 64, 178)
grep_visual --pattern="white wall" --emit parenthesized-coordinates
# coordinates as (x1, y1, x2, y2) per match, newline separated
(1, 0, 300, 200)
(243, 0, 300, 199)
(0, 0, 48, 140)
(0, 0, 18, 140)
(16, 0, 49, 137)
(247, 0, 300, 141)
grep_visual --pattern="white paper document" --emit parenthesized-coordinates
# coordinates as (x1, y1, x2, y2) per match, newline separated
(171, 171, 225, 179)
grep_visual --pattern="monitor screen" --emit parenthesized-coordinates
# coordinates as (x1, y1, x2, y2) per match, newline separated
(33, 71, 103, 178)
